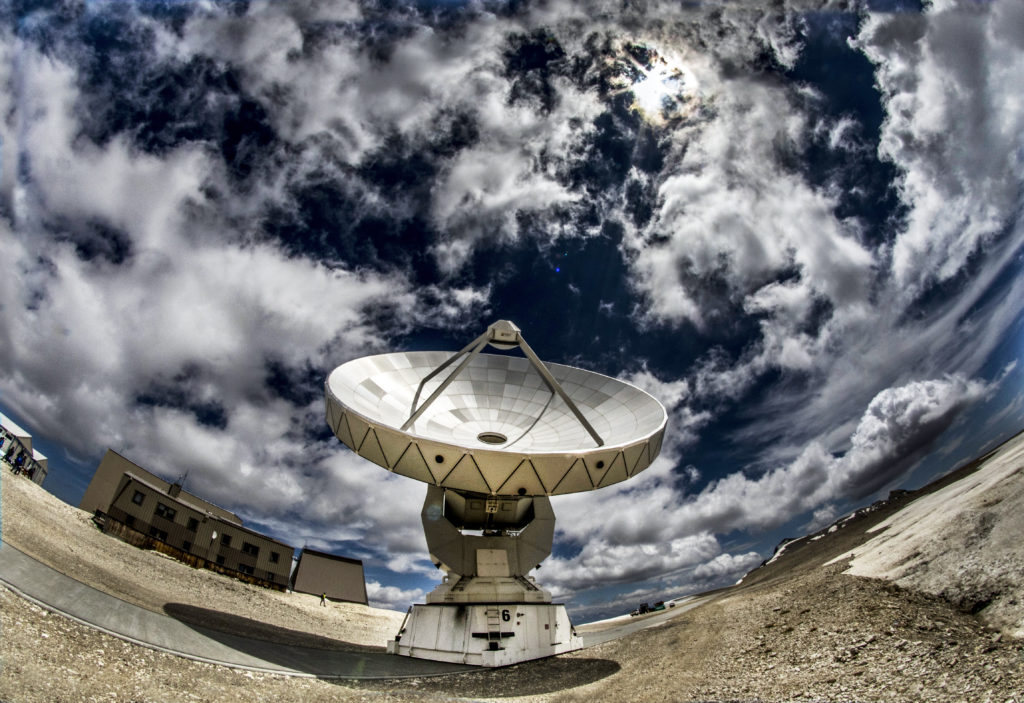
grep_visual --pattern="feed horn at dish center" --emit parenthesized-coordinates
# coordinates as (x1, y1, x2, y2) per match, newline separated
(325, 320, 667, 666)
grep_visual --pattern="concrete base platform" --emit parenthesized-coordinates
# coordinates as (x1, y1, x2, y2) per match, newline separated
(388, 602, 582, 666)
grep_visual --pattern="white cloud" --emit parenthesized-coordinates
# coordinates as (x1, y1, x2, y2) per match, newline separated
(176, 1, 370, 156)
(650, 0, 1024, 474)
(366, 580, 425, 612)
(544, 531, 722, 597)
(0, 34, 454, 576)
(856, 1, 1024, 302)
(984, 389, 1024, 432)
(683, 374, 990, 534)
(804, 504, 839, 533)
(614, 13, 873, 331)
(431, 142, 578, 273)
(834, 375, 992, 498)
(175, 2, 601, 273)
(623, 368, 711, 460)
(691, 551, 762, 582)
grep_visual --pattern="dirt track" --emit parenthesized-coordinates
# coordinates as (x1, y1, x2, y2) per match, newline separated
(2, 453, 1024, 702)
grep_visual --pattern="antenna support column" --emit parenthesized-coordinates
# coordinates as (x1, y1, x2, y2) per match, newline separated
(385, 485, 582, 666)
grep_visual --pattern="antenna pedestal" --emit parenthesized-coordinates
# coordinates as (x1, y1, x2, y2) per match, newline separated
(385, 486, 582, 665)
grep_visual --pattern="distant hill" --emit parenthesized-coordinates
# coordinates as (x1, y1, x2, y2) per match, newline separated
(737, 429, 1024, 638)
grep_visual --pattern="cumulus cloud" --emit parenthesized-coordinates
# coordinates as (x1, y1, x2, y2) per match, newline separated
(804, 504, 839, 533)
(692, 551, 763, 582)
(0, 22, 478, 577)
(681, 375, 990, 535)
(544, 531, 723, 597)
(174, 1, 606, 273)
(629, 76, 873, 329)
(857, 1, 1024, 302)
(624, 367, 711, 453)
(834, 375, 993, 497)
(651, 0, 1024, 474)
(366, 580, 426, 612)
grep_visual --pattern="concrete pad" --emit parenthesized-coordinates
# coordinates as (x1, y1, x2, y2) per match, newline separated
(0, 540, 473, 679)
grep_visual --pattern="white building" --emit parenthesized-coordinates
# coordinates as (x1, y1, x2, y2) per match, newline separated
(1, 413, 48, 486)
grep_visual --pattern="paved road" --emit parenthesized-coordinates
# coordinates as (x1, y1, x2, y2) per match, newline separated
(0, 540, 473, 679)
(576, 598, 708, 647)
(0, 539, 707, 677)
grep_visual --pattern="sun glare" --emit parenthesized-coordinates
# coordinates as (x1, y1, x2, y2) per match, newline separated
(633, 64, 680, 114)
(626, 48, 698, 123)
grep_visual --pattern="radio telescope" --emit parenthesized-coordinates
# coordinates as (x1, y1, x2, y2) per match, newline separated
(325, 320, 667, 666)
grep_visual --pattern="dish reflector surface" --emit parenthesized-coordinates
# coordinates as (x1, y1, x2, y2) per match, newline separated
(326, 351, 667, 496)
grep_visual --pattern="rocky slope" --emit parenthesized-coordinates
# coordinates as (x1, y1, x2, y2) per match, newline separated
(837, 434, 1024, 638)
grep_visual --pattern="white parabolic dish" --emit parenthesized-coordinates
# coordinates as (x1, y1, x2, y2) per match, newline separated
(325, 351, 667, 496)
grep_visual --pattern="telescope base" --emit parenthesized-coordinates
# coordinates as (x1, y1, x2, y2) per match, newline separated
(386, 602, 582, 667)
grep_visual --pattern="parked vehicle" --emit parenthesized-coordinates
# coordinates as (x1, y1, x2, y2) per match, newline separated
(630, 600, 673, 616)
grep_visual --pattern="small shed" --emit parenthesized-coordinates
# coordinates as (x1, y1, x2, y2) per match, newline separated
(291, 548, 368, 604)
(30, 449, 48, 485)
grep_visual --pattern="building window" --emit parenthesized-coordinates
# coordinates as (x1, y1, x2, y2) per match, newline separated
(155, 502, 177, 520)
(148, 526, 168, 541)
(241, 542, 259, 557)
(216, 555, 225, 565)
(269, 551, 279, 564)
(238, 564, 255, 575)
(220, 533, 232, 547)
(266, 571, 276, 581)
(132, 490, 145, 505)
(186, 517, 199, 532)
(182, 540, 192, 552)
(124, 515, 135, 527)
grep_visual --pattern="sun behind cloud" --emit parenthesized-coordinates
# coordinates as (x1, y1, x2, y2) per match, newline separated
(623, 44, 699, 123)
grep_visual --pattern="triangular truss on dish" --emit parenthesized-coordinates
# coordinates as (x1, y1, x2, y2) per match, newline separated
(400, 320, 605, 448)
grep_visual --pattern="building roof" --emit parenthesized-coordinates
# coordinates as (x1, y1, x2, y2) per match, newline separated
(120, 472, 294, 549)
(1, 413, 32, 450)
(107, 449, 242, 525)
(298, 547, 364, 566)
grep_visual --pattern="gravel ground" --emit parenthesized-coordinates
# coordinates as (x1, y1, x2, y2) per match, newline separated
(3, 447, 1024, 702)
(0, 470, 403, 651)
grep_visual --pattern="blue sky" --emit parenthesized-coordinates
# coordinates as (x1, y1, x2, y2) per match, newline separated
(1, 0, 1022, 618)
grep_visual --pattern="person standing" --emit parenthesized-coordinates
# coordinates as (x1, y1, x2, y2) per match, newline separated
(320, 592, 327, 606)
